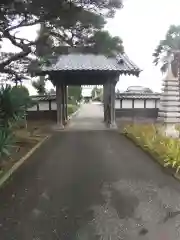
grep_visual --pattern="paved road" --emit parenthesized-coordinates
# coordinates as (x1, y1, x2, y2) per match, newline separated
(68, 102, 106, 130)
(0, 104, 180, 239)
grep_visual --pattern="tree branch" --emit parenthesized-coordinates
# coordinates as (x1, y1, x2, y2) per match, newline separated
(0, 51, 31, 68)
(50, 30, 74, 46)
(2, 67, 22, 80)
(0, 27, 40, 71)
(12, 34, 32, 44)
(3, 29, 31, 50)
(6, 19, 41, 32)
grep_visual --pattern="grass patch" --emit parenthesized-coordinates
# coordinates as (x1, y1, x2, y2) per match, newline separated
(123, 124, 180, 175)
(68, 104, 79, 115)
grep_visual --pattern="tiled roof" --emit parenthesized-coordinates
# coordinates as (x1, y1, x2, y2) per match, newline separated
(125, 86, 153, 93)
(116, 93, 161, 99)
(31, 95, 56, 101)
(31, 94, 72, 101)
(31, 93, 161, 102)
(41, 53, 140, 75)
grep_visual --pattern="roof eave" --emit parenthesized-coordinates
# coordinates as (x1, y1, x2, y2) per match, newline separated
(118, 69, 142, 77)
(36, 68, 142, 76)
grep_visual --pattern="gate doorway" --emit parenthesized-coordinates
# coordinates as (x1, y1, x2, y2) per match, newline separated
(37, 51, 140, 129)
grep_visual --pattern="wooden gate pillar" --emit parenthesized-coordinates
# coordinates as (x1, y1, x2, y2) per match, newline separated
(104, 79, 117, 128)
(64, 85, 68, 122)
(62, 84, 65, 124)
(103, 83, 107, 122)
(110, 81, 116, 128)
(104, 81, 111, 126)
(62, 84, 68, 124)
(56, 84, 64, 129)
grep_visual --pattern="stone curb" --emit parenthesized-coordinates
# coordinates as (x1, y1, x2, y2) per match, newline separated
(0, 135, 50, 188)
(122, 132, 180, 182)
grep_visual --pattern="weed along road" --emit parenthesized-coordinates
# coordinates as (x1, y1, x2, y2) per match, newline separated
(0, 104, 180, 239)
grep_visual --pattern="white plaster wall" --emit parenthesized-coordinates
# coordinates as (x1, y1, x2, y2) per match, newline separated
(29, 98, 160, 112)
(51, 102, 57, 110)
(116, 99, 160, 109)
(134, 100, 144, 108)
(28, 105, 37, 111)
(115, 100, 120, 109)
(146, 100, 155, 108)
(39, 102, 50, 111)
(122, 100, 133, 108)
(156, 100, 160, 108)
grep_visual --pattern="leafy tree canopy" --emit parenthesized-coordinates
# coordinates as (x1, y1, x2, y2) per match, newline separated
(0, 0, 124, 81)
(48, 88, 56, 95)
(68, 86, 82, 101)
(153, 25, 180, 76)
(32, 76, 47, 95)
(85, 31, 124, 56)
(91, 86, 103, 100)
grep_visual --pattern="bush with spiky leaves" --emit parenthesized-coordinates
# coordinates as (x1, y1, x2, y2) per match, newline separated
(0, 128, 13, 160)
(0, 85, 31, 127)
(0, 85, 32, 159)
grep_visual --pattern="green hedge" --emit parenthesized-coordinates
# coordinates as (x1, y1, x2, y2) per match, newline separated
(68, 104, 78, 115)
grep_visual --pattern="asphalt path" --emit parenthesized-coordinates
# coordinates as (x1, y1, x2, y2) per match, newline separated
(0, 103, 180, 239)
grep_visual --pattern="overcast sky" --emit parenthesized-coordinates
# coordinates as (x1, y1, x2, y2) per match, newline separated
(1, 0, 180, 94)
(106, 0, 180, 92)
